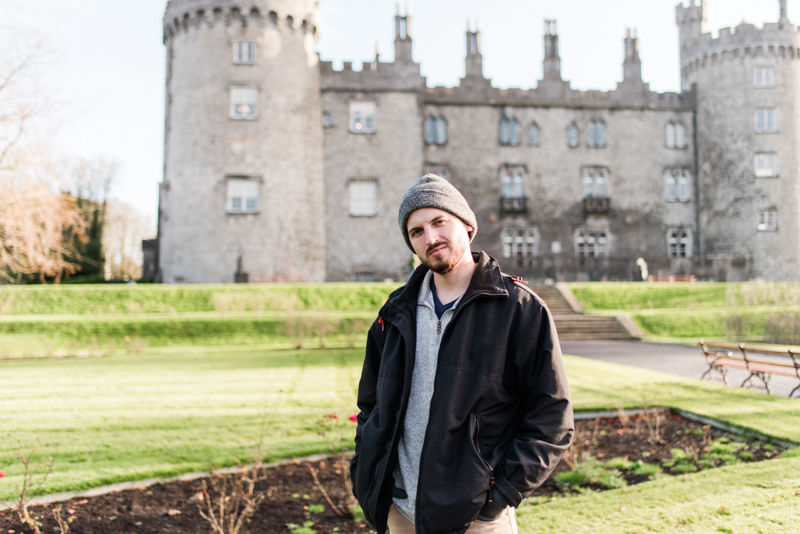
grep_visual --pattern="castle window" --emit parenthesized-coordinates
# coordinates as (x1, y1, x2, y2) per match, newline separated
(754, 153, 778, 177)
(667, 229, 692, 258)
(230, 86, 258, 120)
(567, 123, 578, 148)
(528, 122, 539, 146)
(665, 169, 690, 201)
(576, 230, 607, 258)
(500, 166, 524, 199)
(350, 101, 376, 133)
(587, 120, 605, 147)
(227, 178, 259, 213)
(348, 178, 377, 216)
(424, 164, 449, 181)
(500, 117, 520, 146)
(757, 208, 778, 231)
(665, 121, 687, 148)
(755, 108, 777, 133)
(233, 41, 256, 64)
(582, 167, 607, 198)
(322, 112, 333, 128)
(502, 226, 539, 266)
(426, 115, 447, 145)
(754, 67, 775, 88)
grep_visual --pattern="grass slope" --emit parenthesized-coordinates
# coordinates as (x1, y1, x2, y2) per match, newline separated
(0, 283, 400, 316)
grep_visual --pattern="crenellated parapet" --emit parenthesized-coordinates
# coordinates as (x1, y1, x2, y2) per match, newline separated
(680, 21, 800, 80)
(422, 83, 694, 111)
(320, 59, 425, 92)
(163, 0, 319, 43)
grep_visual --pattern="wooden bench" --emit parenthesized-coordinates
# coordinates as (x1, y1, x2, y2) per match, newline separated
(698, 340, 800, 398)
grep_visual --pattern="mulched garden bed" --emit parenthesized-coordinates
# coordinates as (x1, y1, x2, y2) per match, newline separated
(0, 412, 785, 534)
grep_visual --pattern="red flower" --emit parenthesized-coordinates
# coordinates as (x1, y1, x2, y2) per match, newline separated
(327, 413, 339, 419)
(0, 471, 5, 478)
(349, 413, 358, 423)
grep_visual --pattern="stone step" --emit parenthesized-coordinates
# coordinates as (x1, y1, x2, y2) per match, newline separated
(529, 285, 579, 315)
(552, 314, 640, 340)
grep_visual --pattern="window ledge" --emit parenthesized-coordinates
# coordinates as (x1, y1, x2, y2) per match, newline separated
(349, 130, 376, 135)
(231, 117, 258, 121)
(755, 174, 779, 178)
(227, 210, 260, 215)
(755, 130, 779, 134)
(349, 214, 377, 218)
(757, 228, 778, 232)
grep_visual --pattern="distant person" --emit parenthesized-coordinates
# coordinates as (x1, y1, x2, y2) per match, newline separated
(350, 175, 574, 534)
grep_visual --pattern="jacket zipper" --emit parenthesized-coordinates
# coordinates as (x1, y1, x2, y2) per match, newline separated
(436, 320, 441, 334)
(474, 415, 497, 504)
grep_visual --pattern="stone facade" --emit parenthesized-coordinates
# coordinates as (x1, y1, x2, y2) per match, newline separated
(157, 0, 799, 283)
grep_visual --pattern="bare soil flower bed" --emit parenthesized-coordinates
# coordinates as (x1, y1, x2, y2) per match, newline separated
(0, 413, 784, 534)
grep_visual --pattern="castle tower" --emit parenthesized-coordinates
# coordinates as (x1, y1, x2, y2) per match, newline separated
(678, 0, 800, 280)
(542, 20, 562, 81)
(158, 0, 326, 283)
(622, 28, 642, 82)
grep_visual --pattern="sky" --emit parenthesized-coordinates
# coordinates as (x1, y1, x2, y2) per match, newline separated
(4, 0, 795, 227)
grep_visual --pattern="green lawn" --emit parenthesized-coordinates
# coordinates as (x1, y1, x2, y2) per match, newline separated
(1, 350, 798, 510)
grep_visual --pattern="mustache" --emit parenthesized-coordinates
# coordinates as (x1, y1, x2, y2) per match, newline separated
(426, 241, 449, 256)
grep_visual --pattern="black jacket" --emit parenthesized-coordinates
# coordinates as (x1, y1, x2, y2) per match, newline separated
(351, 252, 574, 534)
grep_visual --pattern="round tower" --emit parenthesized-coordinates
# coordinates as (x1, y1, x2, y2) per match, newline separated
(159, 0, 325, 283)
(677, 0, 800, 281)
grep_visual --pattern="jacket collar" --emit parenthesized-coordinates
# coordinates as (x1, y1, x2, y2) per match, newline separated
(381, 251, 508, 323)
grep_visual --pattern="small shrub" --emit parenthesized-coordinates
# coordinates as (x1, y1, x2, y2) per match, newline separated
(554, 455, 627, 490)
(631, 461, 660, 476)
(282, 315, 313, 349)
(764, 311, 800, 344)
(724, 313, 755, 342)
(603, 457, 634, 471)
(672, 463, 697, 473)
(286, 521, 317, 534)
(308, 315, 341, 348)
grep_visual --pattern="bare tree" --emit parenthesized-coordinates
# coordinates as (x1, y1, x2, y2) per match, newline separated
(102, 200, 154, 280)
(0, 179, 87, 283)
(0, 16, 52, 172)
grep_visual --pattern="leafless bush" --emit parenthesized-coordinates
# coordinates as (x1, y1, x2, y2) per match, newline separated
(282, 315, 313, 349)
(614, 402, 631, 430)
(1, 436, 58, 534)
(309, 315, 341, 348)
(197, 398, 274, 534)
(639, 399, 663, 445)
(51, 506, 74, 533)
(212, 293, 268, 314)
(342, 318, 369, 348)
(0, 293, 13, 316)
(723, 313, 755, 342)
(313, 414, 360, 519)
(764, 312, 800, 345)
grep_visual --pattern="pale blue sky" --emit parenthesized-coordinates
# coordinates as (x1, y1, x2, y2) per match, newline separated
(5, 0, 794, 226)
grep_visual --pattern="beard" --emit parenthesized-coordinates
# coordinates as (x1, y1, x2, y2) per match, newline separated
(420, 238, 468, 275)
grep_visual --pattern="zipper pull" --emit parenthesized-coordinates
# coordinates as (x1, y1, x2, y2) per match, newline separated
(436, 320, 441, 334)
(378, 317, 384, 331)
(488, 475, 496, 503)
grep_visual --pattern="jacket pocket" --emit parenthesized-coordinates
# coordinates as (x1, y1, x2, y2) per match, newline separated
(471, 415, 493, 471)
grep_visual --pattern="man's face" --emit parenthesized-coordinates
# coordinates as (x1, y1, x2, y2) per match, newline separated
(406, 208, 472, 275)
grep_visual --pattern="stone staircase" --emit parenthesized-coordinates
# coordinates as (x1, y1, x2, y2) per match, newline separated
(529, 284, 641, 340)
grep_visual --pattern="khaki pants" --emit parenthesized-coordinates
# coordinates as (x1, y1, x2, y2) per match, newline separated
(387, 504, 518, 534)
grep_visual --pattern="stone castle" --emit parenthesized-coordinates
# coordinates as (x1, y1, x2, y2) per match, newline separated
(153, 0, 800, 283)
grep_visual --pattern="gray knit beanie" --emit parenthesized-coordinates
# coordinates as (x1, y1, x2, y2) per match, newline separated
(398, 174, 478, 252)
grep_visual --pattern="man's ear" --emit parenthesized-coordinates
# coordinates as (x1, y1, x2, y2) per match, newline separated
(465, 225, 474, 237)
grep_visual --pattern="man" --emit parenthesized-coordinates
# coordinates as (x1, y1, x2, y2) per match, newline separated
(351, 175, 573, 534)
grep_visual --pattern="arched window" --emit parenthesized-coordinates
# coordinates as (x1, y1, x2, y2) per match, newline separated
(435, 116, 447, 144)
(582, 167, 607, 198)
(426, 115, 447, 145)
(509, 118, 519, 146)
(665, 169, 690, 201)
(528, 122, 539, 146)
(665, 121, 676, 148)
(587, 120, 605, 147)
(425, 115, 436, 144)
(500, 167, 524, 199)
(500, 117, 510, 145)
(568, 123, 578, 147)
(500, 117, 520, 146)
(675, 122, 686, 148)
